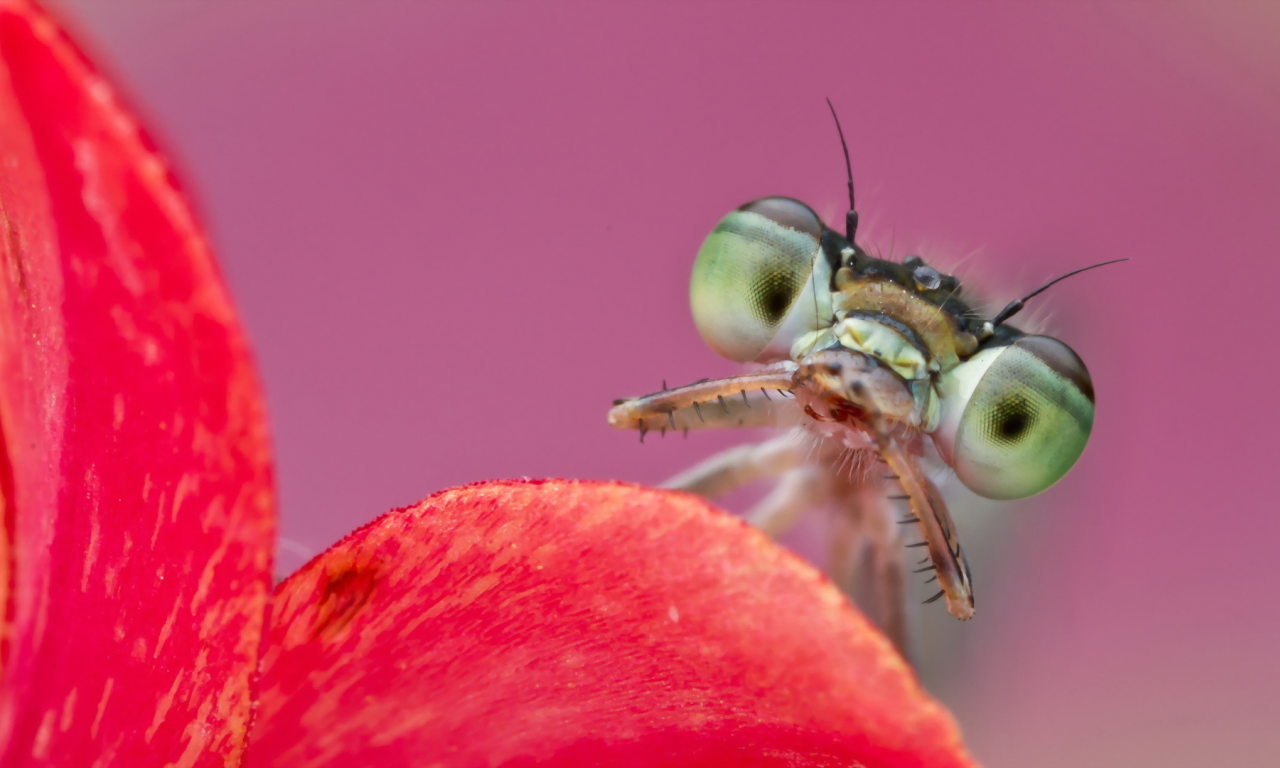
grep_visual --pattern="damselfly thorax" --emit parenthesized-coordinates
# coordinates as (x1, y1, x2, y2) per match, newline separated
(608, 106, 1114, 654)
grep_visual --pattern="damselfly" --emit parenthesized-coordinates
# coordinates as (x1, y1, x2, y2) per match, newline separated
(608, 102, 1120, 652)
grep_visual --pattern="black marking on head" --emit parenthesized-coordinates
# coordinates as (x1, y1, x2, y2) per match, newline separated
(823, 235, 979, 327)
(820, 228, 850, 288)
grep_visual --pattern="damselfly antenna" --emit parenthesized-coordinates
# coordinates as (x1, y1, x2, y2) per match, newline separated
(991, 258, 1129, 326)
(825, 97, 858, 245)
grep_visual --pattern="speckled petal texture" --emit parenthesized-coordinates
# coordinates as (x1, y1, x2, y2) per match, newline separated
(0, 1, 275, 766)
(249, 480, 976, 768)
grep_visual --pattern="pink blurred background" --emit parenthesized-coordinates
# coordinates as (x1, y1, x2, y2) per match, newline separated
(52, 2, 1280, 766)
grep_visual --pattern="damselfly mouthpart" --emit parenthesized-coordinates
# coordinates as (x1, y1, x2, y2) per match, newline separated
(608, 102, 1121, 653)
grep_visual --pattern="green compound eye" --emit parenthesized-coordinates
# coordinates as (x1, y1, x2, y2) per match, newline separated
(690, 197, 829, 362)
(938, 336, 1095, 500)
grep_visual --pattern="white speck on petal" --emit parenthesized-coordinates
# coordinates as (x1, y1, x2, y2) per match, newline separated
(59, 687, 78, 732)
(31, 709, 55, 759)
(91, 678, 114, 739)
(80, 468, 101, 592)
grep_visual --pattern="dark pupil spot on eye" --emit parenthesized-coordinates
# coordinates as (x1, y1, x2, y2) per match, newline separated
(992, 395, 1035, 444)
(752, 269, 801, 326)
(1000, 411, 1028, 439)
(763, 283, 791, 323)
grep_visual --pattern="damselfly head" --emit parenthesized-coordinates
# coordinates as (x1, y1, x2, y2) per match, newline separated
(685, 181, 1104, 500)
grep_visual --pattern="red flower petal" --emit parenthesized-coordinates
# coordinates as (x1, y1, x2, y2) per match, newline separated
(249, 480, 976, 768)
(0, 2, 275, 765)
